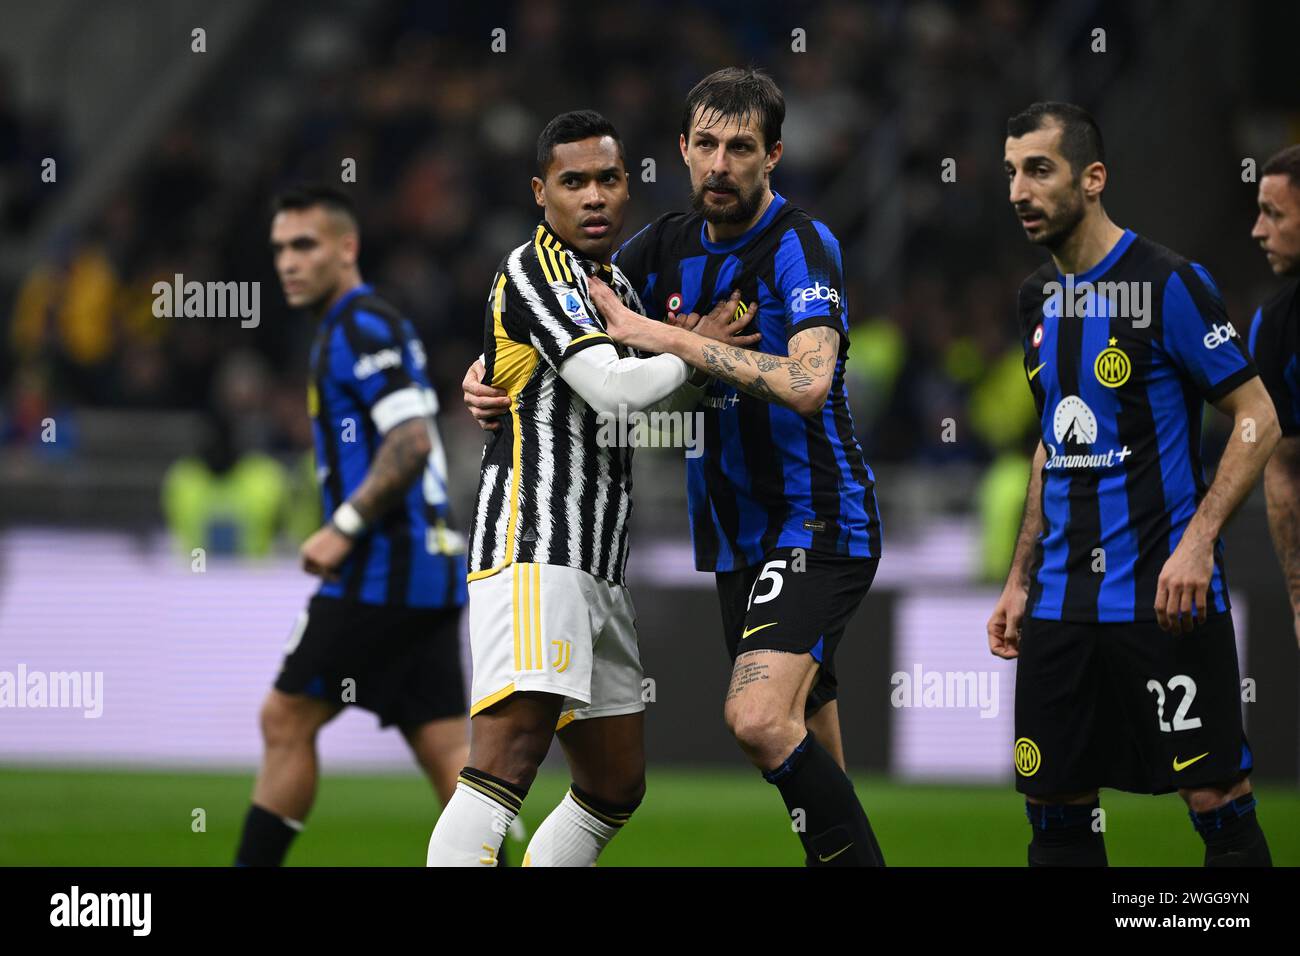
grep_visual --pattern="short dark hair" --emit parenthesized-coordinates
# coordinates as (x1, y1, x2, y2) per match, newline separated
(1007, 102, 1105, 179)
(536, 110, 624, 177)
(271, 184, 358, 230)
(682, 67, 784, 152)
(1263, 144, 1300, 188)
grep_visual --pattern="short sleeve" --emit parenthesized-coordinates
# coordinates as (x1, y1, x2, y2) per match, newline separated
(338, 309, 430, 434)
(505, 245, 611, 370)
(774, 220, 847, 343)
(1160, 264, 1256, 402)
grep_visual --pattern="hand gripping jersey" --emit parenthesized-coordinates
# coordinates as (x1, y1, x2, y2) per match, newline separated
(614, 192, 882, 572)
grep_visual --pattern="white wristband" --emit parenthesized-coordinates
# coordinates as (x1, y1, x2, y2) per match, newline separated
(331, 502, 367, 538)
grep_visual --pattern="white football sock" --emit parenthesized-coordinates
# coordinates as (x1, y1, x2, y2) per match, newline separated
(522, 789, 628, 867)
(426, 778, 520, 867)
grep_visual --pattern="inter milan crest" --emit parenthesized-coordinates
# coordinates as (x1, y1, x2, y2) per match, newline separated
(1094, 337, 1131, 387)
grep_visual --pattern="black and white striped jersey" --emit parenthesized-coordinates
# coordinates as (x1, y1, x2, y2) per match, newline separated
(467, 220, 644, 586)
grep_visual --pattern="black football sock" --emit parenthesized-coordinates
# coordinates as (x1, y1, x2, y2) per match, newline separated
(235, 803, 303, 866)
(1190, 795, 1272, 867)
(762, 733, 884, 867)
(1026, 800, 1108, 866)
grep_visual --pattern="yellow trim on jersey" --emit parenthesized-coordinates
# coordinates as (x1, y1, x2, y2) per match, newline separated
(567, 331, 611, 350)
(488, 273, 538, 396)
(544, 233, 574, 283)
(478, 274, 537, 580)
(555, 710, 577, 731)
(533, 226, 555, 283)
(470, 682, 517, 717)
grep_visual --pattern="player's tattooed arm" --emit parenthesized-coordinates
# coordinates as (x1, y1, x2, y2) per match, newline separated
(587, 274, 839, 416)
(348, 417, 433, 522)
(1263, 436, 1300, 645)
(1157, 377, 1281, 632)
(300, 412, 431, 580)
(693, 325, 838, 415)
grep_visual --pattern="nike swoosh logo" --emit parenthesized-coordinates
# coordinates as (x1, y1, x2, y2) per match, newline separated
(741, 622, 778, 640)
(818, 843, 853, 862)
(1173, 752, 1210, 772)
(1028, 362, 1046, 380)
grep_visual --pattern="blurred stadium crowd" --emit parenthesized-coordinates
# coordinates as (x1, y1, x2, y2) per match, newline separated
(0, 0, 1288, 571)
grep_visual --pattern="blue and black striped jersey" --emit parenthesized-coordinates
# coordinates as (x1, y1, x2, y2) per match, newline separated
(1248, 276, 1300, 437)
(1020, 230, 1257, 623)
(308, 284, 467, 608)
(614, 192, 882, 572)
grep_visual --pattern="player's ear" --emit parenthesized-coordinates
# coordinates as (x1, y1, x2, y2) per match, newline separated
(765, 140, 783, 175)
(340, 230, 359, 266)
(531, 176, 546, 209)
(1082, 160, 1107, 201)
(679, 133, 689, 165)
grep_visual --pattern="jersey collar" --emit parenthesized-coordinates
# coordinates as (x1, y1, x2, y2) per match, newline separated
(1060, 228, 1137, 284)
(535, 220, 614, 277)
(700, 191, 787, 254)
(323, 283, 372, 322)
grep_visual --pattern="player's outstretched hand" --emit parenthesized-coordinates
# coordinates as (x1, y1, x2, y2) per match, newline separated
(686, 289, 761, 349)
(1155, 534, 1213, 633)
(463, 358, 510, 432)
(300, 525, 353, 582)
(987, 583, 1027, 659)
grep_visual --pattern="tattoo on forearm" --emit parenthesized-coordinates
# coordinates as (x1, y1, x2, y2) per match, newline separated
(349, 419, 429, 521)
(693, 326, 838, 411)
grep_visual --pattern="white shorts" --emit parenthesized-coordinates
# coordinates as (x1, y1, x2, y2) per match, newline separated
(467, 562, 644, 727)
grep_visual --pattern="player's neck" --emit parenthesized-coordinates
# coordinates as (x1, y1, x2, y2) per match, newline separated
(316, 274, 364, 319)
(705, 187, 774, 243)
(1051, 211, 1126, 276)
(544, 215, 613, 265)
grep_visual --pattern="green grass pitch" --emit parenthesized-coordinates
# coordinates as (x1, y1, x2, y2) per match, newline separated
(2, 767, 1296, 866)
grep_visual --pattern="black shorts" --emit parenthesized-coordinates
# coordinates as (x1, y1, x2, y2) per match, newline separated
(274, 595, 466, 728)
(1014, 612, 1253, 797)
(715, 548, 878, 715)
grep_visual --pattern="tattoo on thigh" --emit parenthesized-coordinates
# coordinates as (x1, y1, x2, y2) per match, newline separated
(726, 660, 771, 700)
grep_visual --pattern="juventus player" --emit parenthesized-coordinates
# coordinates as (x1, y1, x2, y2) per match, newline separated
(425, 111, 754, 867)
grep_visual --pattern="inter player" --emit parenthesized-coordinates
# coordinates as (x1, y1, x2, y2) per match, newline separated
(1247, 144, 1300, 647)
(234, 186, 469, 866)
(425, 111, 756, 867)
(574, 69, 884, 867)
(987, 103, 1279, 866)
